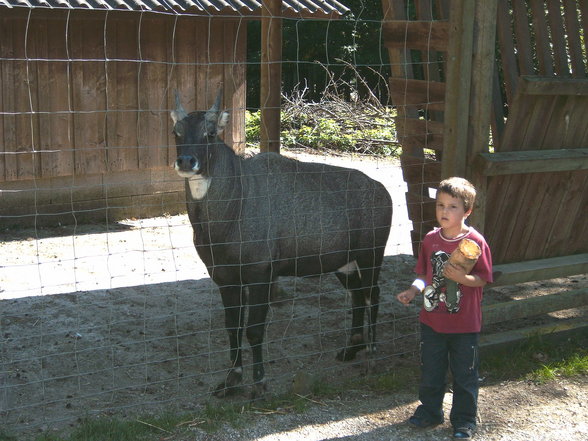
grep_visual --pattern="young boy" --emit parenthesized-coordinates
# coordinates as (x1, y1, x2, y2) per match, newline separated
(397, 177, 492, 439)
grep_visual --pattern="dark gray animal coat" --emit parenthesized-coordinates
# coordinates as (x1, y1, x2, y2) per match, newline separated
(171, 92, 392, 397)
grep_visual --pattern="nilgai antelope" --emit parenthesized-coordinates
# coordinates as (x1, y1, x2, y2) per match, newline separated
(171, 90, 392, 398)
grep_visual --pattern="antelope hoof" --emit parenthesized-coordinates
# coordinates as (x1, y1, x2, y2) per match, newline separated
(249, 380, 268, 401)
(336, 334, 366, 361)
(336, 346, 359, 361)
(213, 369, 243, 398)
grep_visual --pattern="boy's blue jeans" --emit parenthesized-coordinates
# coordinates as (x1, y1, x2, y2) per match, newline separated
(413, 323, 479, 430)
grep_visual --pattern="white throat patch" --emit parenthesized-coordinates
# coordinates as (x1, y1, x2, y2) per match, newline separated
(188, 175, 211, 200)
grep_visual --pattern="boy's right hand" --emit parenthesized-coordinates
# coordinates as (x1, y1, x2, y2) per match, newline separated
(397, 288, 418, 306)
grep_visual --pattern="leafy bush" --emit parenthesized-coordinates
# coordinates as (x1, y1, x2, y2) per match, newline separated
(246, 68, 399, 156)
(246, 105, 398, 157)
(245, 108, 261, 142)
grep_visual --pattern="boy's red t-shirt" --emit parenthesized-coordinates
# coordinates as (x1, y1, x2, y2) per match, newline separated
(415, 227, 493, 333)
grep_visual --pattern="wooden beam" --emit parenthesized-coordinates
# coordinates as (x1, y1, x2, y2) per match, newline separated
(547, 1, 571, 76)
(389, 78, 446, 111)
(480, 317, 588, 349)
(260, 0, 282, 154)
(475, 148, 588, 176)
(492, 253, 588, 286)
(396, 118, 445, 150)
(496, 0, 518, 103)
(512, 0, 535, 76)
(483, 288, 588, 326)
(519, 76, 588, 96)
(400, 154, 442, 185)
(382, 20, 450, 52)
(405, 191, 436, 224)
(380, 0, 422, 157)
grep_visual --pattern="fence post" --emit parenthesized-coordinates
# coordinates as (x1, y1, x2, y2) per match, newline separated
(467, 0, 499, 234)
(442, 1, 497, 234)
(442, 0, 475, 179)
(260, 0, 282, 153)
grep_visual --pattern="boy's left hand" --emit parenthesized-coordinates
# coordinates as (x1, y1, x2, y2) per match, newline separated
(443, 262, 467, 284)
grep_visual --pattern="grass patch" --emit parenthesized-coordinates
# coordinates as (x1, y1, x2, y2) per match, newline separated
(29, 414, 182, 441)
(529, 351, 588, 383)
(15, 375, 369, 441)
(361, 366, 418, 394)
(12, 391, 318, 441)
(199, 402, 248, 432)
(481, 334, 588, 383)
(0, 430, 18, 441)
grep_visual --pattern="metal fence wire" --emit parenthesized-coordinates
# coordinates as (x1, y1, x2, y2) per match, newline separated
(0, 4, 425, 436)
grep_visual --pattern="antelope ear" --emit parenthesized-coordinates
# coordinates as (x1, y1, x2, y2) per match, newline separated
(171, 110, 182, 126)
(216, 111, 230, 134)
(172, 120, 185, 137)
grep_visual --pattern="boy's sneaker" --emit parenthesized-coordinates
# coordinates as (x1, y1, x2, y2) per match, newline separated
(453, 426, 474, 438)
(408, 415, 443, 429)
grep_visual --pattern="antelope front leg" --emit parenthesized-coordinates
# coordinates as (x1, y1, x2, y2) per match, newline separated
(246, 283, 271, 400)
(214, 286, 245, 397)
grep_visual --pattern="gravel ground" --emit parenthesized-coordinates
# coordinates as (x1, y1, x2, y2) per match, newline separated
(1, 151, 586, 440)
(180, 376, 588, 441)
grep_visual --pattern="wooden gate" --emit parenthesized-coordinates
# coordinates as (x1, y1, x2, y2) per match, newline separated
(480, 76, 588, 263)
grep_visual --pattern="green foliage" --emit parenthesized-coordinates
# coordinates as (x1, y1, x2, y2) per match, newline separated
(15, 413, 187, 441)
(370, 369, 415, 393)
(245, 107, 398, 156)
(530, 351, 588, 383)
(245, 109, 261, 142)
(285, 116, 354, 151)
(69, 419, 150, 441)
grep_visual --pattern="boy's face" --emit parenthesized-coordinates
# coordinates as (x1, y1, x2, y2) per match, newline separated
(435, 191, 471, 232)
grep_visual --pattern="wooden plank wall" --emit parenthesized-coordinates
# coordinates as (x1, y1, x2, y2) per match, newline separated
(492, 0, 588, 146)
(0, 9, 247, 225)
(484, 80, 588, 262)
(483, 1, 588, 263)
(0, 9, 247, 185)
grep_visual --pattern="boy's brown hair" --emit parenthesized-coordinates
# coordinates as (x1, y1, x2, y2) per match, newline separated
(437, 177, 476, 212)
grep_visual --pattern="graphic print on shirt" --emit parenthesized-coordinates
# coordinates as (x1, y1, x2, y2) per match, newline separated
(423, 250, 462, 313)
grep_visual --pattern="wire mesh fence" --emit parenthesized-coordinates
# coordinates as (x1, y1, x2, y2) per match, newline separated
(1, 152, 422, 434)
(0, 2, 428, 436)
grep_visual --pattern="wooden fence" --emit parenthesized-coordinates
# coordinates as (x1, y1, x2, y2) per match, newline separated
(0, 9, 246, 225)
(381, 0, 588, 344)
